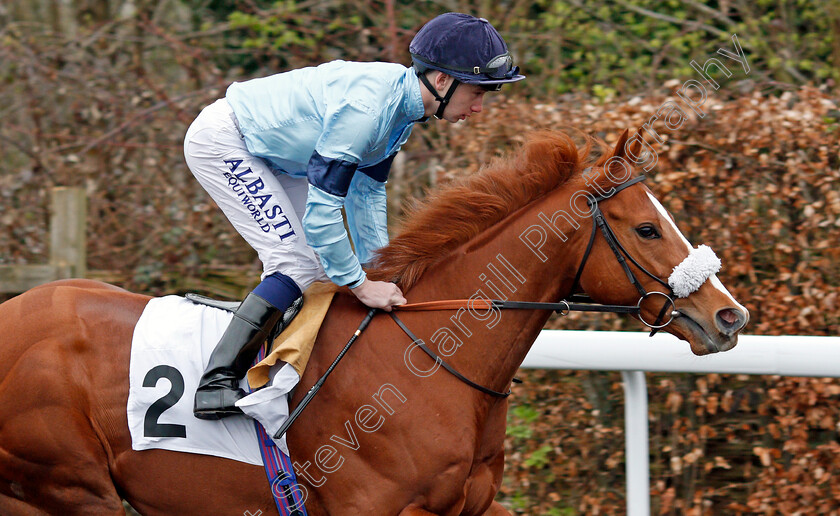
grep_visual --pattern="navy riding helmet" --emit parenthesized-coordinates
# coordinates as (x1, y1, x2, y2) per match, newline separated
(410, 12, 525, 119)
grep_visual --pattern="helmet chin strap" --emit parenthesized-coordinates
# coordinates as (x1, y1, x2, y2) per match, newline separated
(417, 70, 460, 119)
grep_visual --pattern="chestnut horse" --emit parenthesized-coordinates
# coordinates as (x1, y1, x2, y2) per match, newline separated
(0, 130, 748, 515)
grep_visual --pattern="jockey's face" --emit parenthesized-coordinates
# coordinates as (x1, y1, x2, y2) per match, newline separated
(424, 72, 488, 123)
(441, 82, 488, 123)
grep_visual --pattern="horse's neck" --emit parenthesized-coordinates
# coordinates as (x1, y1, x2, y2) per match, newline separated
(407, 187, 589, 396)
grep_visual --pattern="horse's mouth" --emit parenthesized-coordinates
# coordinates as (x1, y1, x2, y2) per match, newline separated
(669, 310, 737, 356)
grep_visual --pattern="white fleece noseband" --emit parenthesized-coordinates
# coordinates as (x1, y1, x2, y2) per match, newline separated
(668, 245, 721, 298)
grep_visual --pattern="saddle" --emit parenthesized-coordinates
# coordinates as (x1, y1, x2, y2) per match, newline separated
(185, 282, 338, 387)
(185, 292, 304, 344)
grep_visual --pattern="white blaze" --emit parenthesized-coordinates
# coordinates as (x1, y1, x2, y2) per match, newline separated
(645, 191, 747, 312)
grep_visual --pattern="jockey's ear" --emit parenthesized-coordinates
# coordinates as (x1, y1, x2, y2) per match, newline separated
(433, 71, 454, 90)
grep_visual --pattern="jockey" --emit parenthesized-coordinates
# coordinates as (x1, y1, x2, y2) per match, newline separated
(186, 12, 525, 420)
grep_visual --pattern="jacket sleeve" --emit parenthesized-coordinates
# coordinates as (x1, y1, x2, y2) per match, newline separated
(303, 184, 366, 287)
(344, 158, 393, 266)
(302, 102, 379, 288)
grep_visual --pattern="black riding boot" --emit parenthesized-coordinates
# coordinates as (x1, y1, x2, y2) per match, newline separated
(193, 292, 283, 420)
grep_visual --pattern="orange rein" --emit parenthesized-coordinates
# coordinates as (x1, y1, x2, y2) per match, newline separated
(393, 299, 493, 311)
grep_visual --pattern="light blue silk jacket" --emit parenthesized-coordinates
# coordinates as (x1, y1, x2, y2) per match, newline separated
(226, 61, 425, 287)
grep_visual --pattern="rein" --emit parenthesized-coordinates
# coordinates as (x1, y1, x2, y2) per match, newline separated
(387, 296, 644, 399)
(389, 311, 512, 398)
(393, 297, 640, 314)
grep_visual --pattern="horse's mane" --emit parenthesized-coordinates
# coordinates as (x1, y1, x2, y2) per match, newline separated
(367, 129, 613, 289)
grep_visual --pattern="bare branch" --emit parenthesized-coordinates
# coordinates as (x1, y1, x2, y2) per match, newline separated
(614, 0, 729, 38)
(680, 0, 738, 27)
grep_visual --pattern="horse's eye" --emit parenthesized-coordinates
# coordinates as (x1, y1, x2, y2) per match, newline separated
(636, 224, 660, 239)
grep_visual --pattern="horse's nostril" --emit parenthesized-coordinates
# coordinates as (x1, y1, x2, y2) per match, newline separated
(716, 307, 744, 334)
(719, 309, 737, 325)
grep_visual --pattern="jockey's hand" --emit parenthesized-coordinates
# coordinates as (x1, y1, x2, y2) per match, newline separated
(350, 279, 406, 312)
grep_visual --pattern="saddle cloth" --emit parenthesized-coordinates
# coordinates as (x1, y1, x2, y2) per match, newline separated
(127, 283, 337, 461)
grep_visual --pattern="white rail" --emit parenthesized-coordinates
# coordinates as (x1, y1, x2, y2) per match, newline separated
(520, 331, 840, 516)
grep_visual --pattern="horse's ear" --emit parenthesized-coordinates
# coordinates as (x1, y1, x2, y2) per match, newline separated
(627, 130, 642, 162)
(612, 129, 631, 160)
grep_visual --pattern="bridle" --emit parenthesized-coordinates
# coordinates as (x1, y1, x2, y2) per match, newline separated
(569, 173, 677, 332)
